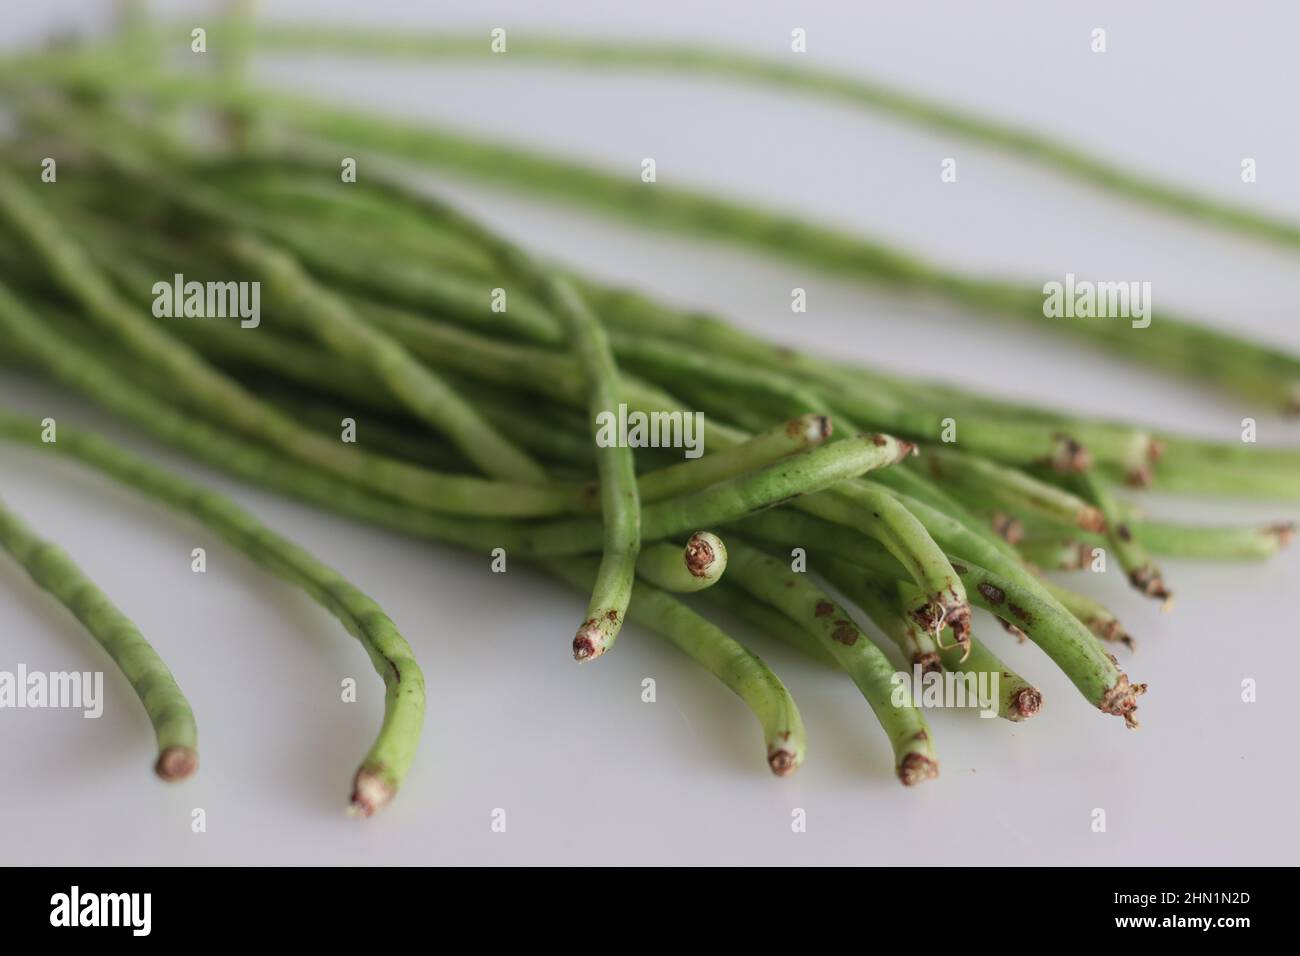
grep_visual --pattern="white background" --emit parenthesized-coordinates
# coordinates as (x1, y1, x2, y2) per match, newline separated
(1, 1, 1297, 865)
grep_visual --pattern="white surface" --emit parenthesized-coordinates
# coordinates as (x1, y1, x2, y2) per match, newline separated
(1, 0, 1298, 865)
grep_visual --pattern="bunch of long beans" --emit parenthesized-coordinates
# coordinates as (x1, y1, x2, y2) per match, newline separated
(0, 13, 1296, 814)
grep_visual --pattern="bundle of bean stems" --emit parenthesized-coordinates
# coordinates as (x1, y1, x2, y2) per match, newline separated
(0, 15, 1296, 813)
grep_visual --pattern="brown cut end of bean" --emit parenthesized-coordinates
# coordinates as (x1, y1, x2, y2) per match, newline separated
(350, 766, 395, 818)
(767, 748, 800, 777)
(1125, 465, 1154, 488)
(1268, 522, 1296, 547)
(573, 620, 605, 662)
(1129, 565, 1171, 601)
(914, 651, 942, 675)
(1048, 433, 1092, 472)
(991, 512, 1023, 544)
(1079, 506, 1107, 533)
(1099, 674, 1147, 729)
(999, 618, 1028, 643)
(154, 746, 198, 782)
(1012, 687, 1043, 720)
(898, 752, 939, 786)
(684, 532, 717, 577)
(1091, 618, 1136, 651)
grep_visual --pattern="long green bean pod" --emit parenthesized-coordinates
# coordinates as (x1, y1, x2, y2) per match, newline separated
(539, 276, 642, 662)
(0, 495, 199, 780)
(245, 26, 1300, 257)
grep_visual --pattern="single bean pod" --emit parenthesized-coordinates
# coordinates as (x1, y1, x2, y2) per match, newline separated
(0, 496, 198, 781)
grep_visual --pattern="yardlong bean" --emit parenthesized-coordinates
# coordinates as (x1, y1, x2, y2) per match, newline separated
(0, 494, 199, 781)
